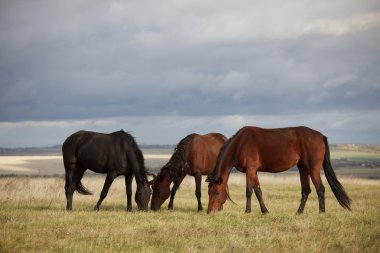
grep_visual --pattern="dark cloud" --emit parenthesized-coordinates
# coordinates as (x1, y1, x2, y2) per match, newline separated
(0, 0, 380, 145)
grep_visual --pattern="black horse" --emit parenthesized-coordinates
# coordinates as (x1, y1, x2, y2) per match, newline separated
(62, 130, 154, 211)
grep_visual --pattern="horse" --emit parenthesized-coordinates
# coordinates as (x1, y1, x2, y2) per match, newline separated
(206, 126, 352, 214)
(62, 130, 154, 211)
(151, 133, 227, 212)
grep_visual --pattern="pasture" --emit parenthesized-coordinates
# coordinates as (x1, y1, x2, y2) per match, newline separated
(1, 174, 379, 253)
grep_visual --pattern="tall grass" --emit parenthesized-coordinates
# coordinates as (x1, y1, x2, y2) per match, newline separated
(1, 174, 379, 253)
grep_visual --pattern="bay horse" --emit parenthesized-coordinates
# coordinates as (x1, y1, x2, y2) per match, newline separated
(62, 130, 154, 211)
(207, 126, 352, 214)
(151, 133, 227, 211)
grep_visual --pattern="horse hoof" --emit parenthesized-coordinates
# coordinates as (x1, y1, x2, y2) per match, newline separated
(262, 209, 269, 215)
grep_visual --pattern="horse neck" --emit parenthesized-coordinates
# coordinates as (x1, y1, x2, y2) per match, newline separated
(160, 167, 173, 183)
(214, 139, 236, 184)
(219, 156, 234, 185)
(134, 148, 149, 185)
(166, 145, 188, 184)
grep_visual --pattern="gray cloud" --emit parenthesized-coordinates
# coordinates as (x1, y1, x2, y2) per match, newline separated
(0, 0, 380, 145)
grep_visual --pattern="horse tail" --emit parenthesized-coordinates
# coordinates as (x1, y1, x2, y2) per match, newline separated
(322, 136, 351, 210)
(76, 181, 92, 195)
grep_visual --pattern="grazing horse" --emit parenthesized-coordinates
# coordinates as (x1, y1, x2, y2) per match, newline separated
(151, 133, 227, 211)
(207, 126, 351, 214)
(62, 130, 153, 211)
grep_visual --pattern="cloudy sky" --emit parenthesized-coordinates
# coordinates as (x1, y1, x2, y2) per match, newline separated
(0, 0, 380, 147)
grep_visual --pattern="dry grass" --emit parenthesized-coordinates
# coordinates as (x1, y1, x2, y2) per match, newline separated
(1, 174, 380, 253)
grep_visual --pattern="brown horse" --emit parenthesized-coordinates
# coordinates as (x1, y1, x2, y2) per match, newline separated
(207, 126, 351, 214)
(151, 133, 227, 211)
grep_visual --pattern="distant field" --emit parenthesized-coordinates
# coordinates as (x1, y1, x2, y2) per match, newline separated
(0, 174, 379, 253)
(0, 149, 172, 175)
(1, 147, 380, 178)
(331, 150, 380, 160)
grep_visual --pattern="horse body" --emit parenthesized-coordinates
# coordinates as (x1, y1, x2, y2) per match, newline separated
(151, 133, 227, 211)
(207, 126, 351, 214)
(233, 127, 322, 173)
(62, 130, 152, 211)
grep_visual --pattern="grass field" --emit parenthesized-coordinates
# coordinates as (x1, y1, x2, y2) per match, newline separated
(1, 174, 379, 253)
(331, 150, 380, 160)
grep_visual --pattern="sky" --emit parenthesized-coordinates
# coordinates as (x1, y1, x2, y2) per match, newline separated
(0, 0, 380, 147)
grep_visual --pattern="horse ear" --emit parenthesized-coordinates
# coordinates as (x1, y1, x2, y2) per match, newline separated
(217, 177, 223, 185)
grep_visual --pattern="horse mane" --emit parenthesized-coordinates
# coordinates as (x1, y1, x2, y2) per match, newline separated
(207, 129, 242, 184)
(206, 129, 244, 205)
(165, 133, 196, 184)
(118, 130, 148, 181)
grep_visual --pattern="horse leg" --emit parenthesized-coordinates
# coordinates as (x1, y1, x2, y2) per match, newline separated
(65, 163, 86, 210)
(94, 172, 117, 211)
(245, 170, 253, 213)
(194, 173, 202, 212)
(310, 167, 325, 213)
(168, 174, 186, 210)
(246, 168, 268, 214)
(168, 183, 179, 210)
(64, 163, 75, 211)
(125, 173, 133, 212)
(252, 172, 268, 214)
(296, 164, 311, 215)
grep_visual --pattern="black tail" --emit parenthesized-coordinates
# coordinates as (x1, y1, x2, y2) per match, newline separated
(323, 136, 351, 210)
(76, 181, 92, 195)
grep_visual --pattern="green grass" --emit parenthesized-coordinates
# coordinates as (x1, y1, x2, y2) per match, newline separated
(333, 167, 380, 179)
(1, 175, 380, 253)
(330, 150, 380, 160)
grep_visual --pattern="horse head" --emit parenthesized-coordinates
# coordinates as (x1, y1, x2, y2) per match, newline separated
(151, 166, 172, 211)
(206, 176, 227, 213)
(135, 172, 156, 211)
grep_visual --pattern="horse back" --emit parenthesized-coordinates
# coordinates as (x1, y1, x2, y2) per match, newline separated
(236, 126, 325, 172)
(62, 130, 129, 173)
(187, 133, 227, 175)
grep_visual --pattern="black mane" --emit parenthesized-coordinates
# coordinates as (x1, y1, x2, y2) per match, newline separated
(165, 133, 196, 184)
(207, 129, 241, 184)
(118, 130, 148, 181)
